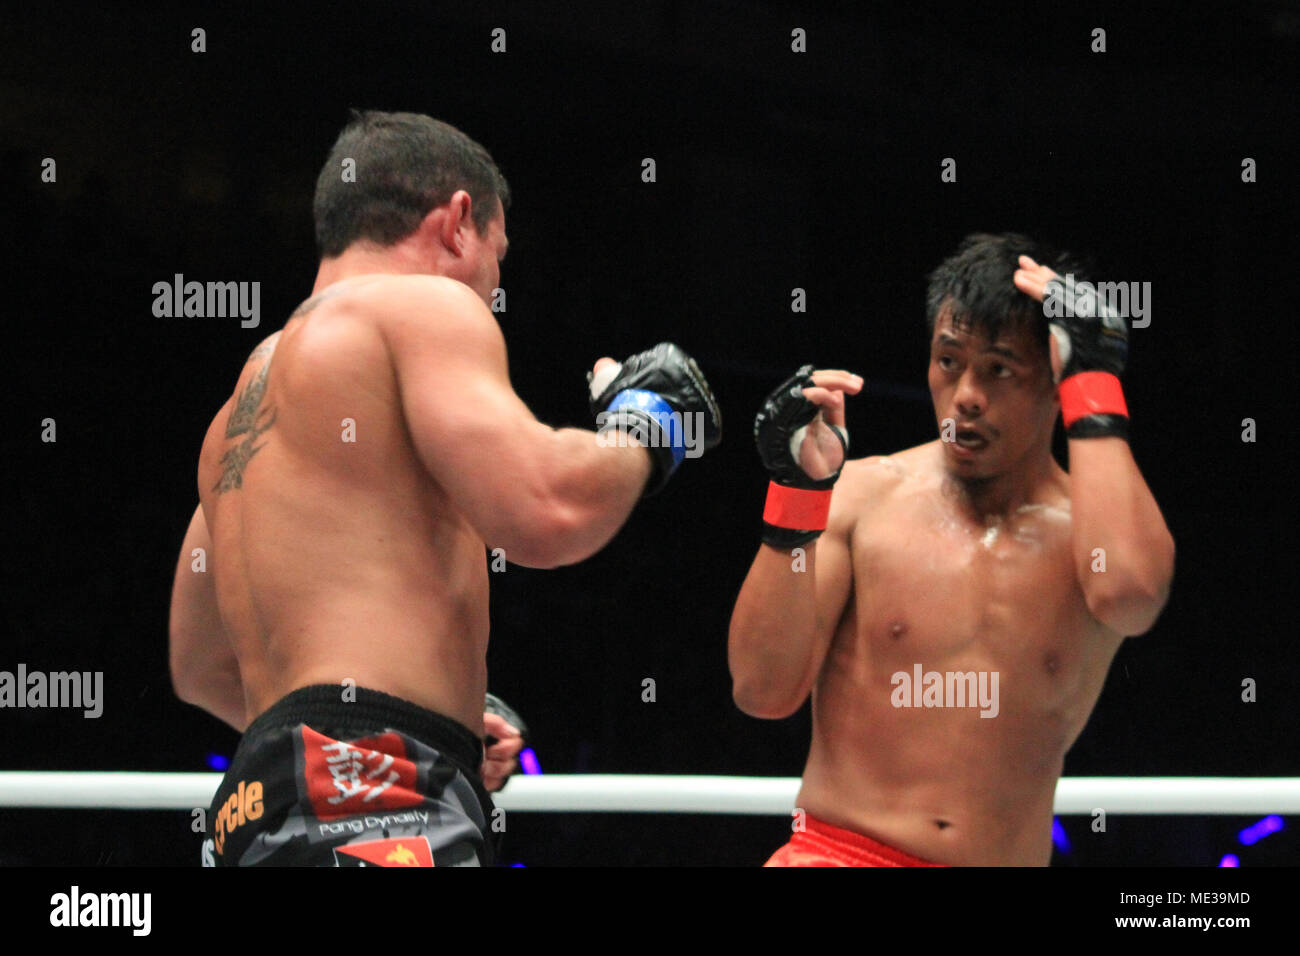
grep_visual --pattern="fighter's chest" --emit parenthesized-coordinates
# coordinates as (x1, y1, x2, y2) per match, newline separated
(849, 502, 1086, 662)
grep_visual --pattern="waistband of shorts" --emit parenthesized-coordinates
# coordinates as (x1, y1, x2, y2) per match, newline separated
(242, 684, 483, 773)
(802, 814, 945, 867)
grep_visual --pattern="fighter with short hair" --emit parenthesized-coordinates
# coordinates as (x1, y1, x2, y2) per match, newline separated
(731, 233, 1174, 866)
(170, 111, 721, 866)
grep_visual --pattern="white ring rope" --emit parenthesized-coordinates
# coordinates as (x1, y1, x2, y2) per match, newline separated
(0, 773, 1296, 815)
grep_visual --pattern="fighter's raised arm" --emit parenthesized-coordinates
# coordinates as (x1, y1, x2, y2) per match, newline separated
(382, 273, 652, 569)
(729, 366, 863, 718)
(1013, 256, 1175, 636)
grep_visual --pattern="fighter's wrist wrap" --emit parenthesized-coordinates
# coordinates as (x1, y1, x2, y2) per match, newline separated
(762, 483, 833, 547)
(1059, 372, 1129, 440)
(595, 390, 684, 495)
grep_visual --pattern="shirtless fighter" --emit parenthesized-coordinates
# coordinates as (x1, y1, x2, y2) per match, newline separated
(730, 233, 1174, 866)
(168, 111, 720, 866)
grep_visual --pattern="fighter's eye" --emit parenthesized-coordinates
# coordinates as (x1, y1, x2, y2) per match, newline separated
(938, 356, 957, 371)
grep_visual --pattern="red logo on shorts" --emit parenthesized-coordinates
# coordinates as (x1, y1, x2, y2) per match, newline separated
(334, 836, 435, 867)
(302, 727, 423, 819)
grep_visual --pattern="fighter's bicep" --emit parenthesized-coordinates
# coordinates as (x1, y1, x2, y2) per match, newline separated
(388, 286, 507, 455)
(385, 282, 555, 542)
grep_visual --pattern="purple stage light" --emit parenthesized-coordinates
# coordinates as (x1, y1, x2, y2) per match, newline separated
(519, 747, 542, 775)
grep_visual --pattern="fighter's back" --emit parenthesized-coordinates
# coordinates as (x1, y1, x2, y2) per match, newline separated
(196, 275, 490, 731)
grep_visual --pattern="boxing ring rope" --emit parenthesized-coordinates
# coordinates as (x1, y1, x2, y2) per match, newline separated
(0, 773, 1297, 815)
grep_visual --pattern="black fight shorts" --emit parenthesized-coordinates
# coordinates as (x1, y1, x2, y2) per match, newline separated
(203, 685, 494, 866)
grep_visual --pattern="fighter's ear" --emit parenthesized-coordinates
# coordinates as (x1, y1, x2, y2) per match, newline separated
(449, 190, 475, 226)
(428, 191, 472, 253)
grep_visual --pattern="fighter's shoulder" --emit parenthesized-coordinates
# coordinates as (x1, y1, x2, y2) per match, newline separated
(826, 450, 912, 536)
(839, 445, 925, 497)
(282, 274, 479, 327)
(356, 275, 499, 351)
(242, 330, 283, 366)
(355, 274, 489, 322)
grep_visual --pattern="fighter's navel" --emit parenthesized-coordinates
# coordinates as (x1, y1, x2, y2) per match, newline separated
(888, 620, 907, 641)
(1043, 652, 1060, 675)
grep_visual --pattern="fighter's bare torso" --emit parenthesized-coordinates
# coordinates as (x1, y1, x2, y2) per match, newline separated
(196, 276, 490, 732)
(798, 441, 1125, 865)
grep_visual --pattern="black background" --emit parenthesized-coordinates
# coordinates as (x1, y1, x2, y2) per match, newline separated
(1, 0, 1295, 866)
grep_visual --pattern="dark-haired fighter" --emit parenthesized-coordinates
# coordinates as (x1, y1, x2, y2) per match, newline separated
(731, 234, 1174, 866)
(169, 111, 720, 866)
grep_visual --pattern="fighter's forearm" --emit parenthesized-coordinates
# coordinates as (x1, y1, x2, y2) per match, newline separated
(728, 545, 823, 718)
(512, 426, 652, 569)
(169, 504, 250, 732)
(1067, 436, 1175, 634)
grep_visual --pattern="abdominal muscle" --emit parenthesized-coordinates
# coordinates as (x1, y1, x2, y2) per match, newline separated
(792, 571, 1083, 866)
(797, 677, 1064, 865)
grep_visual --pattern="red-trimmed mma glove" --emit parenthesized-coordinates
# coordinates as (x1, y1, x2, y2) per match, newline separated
(753, 365, 849, 548)
(587, 343, 722, 496)
(1044, 274, 1130, 440)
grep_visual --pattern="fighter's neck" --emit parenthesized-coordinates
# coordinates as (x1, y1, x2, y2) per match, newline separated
(311, 246, 432, 295)
(941, 448, 1063, 522)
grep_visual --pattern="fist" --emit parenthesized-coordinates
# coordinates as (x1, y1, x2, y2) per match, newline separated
(480, 711, 523, 793)
(587, 342, 723, 495)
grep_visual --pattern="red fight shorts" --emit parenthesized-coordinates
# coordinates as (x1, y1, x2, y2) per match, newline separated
(764, 815, 946, 867)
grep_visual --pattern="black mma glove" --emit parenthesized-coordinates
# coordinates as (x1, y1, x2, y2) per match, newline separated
(753, 365, 849, 548)
(587, 342, 722, 495)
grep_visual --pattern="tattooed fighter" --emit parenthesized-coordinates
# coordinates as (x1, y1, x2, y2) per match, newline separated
(168, 111, 720, 866)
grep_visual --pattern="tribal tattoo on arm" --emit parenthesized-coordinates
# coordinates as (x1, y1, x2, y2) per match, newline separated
(213, 347, 278, 494)
(212, 287, 338, 494)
